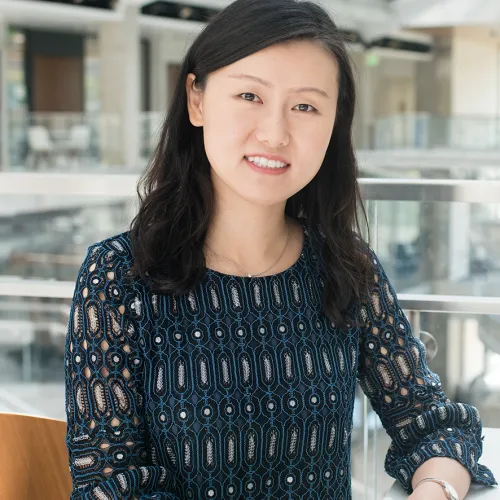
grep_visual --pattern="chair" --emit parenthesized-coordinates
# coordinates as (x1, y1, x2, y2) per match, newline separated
(0, 413, 72, 500)
(27, 126, 54, 170)
(67, 125, 91, 164)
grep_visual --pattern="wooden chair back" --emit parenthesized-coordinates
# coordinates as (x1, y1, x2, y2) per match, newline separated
(0, 413, 72, 500)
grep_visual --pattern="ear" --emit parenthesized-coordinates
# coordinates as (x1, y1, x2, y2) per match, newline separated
(186, 73, 204, 127)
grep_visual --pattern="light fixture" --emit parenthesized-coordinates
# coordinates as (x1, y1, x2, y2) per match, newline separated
(11, 32, 26, 46)
(179, 6, 193, 19)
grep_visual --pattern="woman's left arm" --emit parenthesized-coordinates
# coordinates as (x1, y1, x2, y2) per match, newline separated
(410, 456, 471, 499)
(356, 248, 497, 497)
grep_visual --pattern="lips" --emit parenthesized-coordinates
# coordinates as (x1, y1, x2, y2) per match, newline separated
(244, 155, 290, 170)
(243, 156, 290, 176)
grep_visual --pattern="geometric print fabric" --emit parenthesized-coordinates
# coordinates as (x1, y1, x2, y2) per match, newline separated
(65, 227, 497, 499)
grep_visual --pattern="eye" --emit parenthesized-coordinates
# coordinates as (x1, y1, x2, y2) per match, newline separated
(239, 92, 261, 103)
(295, 103, 317, 113)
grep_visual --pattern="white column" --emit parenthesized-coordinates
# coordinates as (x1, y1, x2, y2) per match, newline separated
(99, 5, 141, 168)
(0, 16, 9, 170)
(451, 28, 499, 115)
(450, 27, 500, 149)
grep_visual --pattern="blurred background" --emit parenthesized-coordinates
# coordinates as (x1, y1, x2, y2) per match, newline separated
(0, 0, 499, 498)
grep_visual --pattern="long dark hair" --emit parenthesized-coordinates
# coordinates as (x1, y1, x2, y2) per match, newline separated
(130, 0, 372, 322)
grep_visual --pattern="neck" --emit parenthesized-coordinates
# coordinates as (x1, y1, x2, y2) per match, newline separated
(205, 195, 289, 276)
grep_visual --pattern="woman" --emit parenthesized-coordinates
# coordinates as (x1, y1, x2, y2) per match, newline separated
(65, 0, 497, 498)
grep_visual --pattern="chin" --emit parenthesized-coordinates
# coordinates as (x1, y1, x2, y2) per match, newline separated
(239, 190, 289, 207)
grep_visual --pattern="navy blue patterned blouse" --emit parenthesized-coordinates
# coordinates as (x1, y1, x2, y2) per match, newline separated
(65, 226, 497, 499)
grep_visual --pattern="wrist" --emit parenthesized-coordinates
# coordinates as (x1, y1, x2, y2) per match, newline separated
(413, 481, 449, 499)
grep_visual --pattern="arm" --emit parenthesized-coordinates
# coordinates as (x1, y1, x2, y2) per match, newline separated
(356, 247, 497, 495)
(410, 457, 471, 499)
(65, 240, 180, 499)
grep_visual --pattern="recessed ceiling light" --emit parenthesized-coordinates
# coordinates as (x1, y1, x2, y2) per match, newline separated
(179, 6, 193, 19)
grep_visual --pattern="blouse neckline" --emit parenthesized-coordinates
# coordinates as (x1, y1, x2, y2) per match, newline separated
(205, 223, 309, 281)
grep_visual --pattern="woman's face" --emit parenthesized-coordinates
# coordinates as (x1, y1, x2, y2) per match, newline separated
(186, 40, 340, 206)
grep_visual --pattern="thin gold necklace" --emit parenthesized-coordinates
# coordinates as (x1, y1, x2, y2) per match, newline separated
(205, 223, 291, 278)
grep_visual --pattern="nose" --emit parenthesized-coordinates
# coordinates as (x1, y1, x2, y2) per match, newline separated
(255, 107, 290, 148)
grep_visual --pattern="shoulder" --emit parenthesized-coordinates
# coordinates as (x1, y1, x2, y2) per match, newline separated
(83, 231, 133, 267)
(77, 231, 142, 290)
(72, 232, 153, 343)
(74, 231, 154, 317)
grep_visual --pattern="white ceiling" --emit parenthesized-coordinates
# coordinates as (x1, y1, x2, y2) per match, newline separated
(0, 0, 121, 32)
(123, 0, 231, 6)
(0, 0, 400, 38)
(395, 0, 500, 28)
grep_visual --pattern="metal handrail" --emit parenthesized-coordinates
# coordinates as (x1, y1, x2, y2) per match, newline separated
(399, 294, 500, 315)
(359, 178, 500, 203)
(1, 278, 499, 315)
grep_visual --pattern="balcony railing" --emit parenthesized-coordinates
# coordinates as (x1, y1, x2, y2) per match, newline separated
(374, 113, 500, 150)
(4, 111, 166, 170)
(7, 111, 125, 169)
(0, 174, 499, 301)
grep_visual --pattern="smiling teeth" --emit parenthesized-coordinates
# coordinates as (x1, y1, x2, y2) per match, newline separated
(246, 156, 288, 169)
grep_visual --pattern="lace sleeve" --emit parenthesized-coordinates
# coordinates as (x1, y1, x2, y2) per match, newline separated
(356, 248, 498, 494)
(65, 239, 180, 499)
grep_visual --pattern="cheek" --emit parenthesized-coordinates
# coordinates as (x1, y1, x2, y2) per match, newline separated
(203, 105, 250, 159)
(298, 119, 334, 167)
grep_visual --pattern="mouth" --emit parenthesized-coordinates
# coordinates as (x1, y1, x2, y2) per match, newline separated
(243, 155, 290, 170)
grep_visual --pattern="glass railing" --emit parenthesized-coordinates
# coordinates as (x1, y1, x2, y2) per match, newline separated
(1, 174, 499, 499)
(362, 179, 500, 297)
(4, 111, 166, 170)
(0, 192, 135, 281)
(374, 113, 500, 150)
(7, 111, 125, 169)
(2, 175, 499, 298)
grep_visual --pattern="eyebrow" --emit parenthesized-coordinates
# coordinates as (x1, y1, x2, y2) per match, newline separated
(227, 73, 330, 99)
